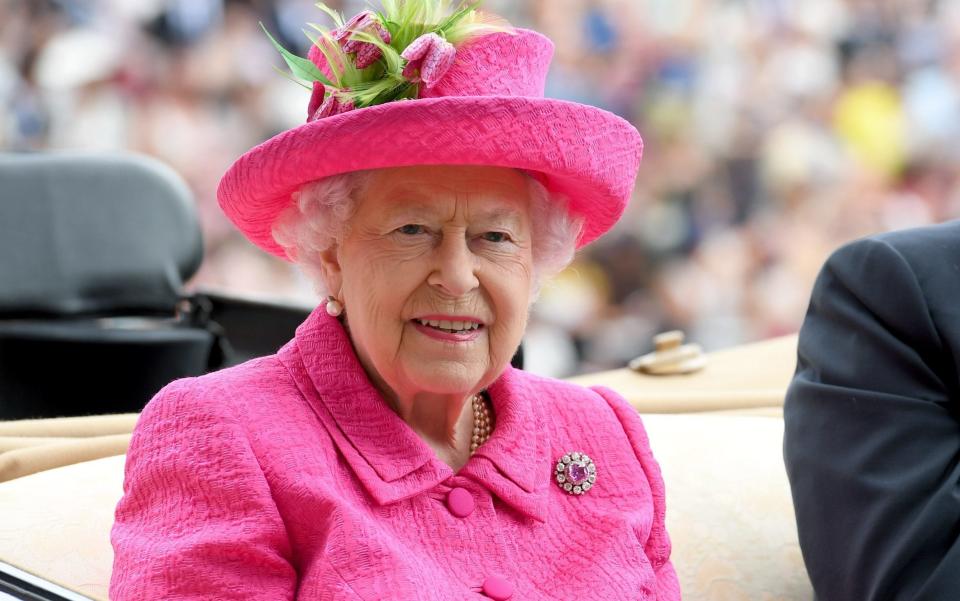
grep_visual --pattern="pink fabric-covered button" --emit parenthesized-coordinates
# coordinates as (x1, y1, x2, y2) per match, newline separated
(482, 575, 513, 600)
(446, 487, 475, 518)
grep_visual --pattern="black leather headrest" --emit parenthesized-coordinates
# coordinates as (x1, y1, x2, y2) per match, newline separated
(0, 152, 203, 317)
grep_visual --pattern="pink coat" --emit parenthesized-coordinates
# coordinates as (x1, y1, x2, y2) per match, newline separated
(110, 308, 680, 600)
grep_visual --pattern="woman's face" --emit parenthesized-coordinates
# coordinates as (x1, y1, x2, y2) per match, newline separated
(321, 165, 535, 400)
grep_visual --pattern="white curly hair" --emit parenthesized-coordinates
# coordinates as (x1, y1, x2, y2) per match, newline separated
(272, 170, 583, 297)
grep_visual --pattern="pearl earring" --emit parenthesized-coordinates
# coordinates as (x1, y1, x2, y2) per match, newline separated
(325, 296, 343, 317)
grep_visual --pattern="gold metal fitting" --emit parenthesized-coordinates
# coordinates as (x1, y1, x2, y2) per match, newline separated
(629, 330, 707, 375)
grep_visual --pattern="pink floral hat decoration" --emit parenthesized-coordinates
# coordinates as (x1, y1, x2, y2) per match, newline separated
(217, 0, 643, 258)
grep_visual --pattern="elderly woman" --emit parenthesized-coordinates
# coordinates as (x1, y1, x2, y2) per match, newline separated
(110, 2, 679, 600)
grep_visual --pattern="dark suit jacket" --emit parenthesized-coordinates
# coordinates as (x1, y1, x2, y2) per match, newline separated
(784, 220, 960, 600)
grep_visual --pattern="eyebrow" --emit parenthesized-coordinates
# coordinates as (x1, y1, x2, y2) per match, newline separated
(383, 203, 524, 227)
(378, 188, 525, 226)
(471, 207, 524, 227)
(382, 201, 443, 222)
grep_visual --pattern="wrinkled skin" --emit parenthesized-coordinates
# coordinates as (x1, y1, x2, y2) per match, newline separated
(318, 165, 535, 466)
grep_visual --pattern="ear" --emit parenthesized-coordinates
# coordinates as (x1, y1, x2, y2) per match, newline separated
(317, 244, 344, 297)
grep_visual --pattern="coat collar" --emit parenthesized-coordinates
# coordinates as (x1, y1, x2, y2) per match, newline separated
(278, 307, 550, 522)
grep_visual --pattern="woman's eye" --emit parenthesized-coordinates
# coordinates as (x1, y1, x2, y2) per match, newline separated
(396, 224, 425, 235)
(481, 231, 510, 243)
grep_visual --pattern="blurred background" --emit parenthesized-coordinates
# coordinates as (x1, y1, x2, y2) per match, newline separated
(2, 0, 959, 376)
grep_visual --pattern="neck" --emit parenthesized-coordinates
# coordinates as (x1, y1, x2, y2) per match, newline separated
(344, 319, 478, 469)
(391, 390, 476, 470)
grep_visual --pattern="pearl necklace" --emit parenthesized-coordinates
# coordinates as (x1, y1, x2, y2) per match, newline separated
(470, 392, 493, 455)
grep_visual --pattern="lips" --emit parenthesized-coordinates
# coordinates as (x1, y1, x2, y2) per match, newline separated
(413, 318, 483, 334)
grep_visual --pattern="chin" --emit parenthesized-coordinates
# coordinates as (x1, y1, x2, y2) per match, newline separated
(404, 363, 488, 396)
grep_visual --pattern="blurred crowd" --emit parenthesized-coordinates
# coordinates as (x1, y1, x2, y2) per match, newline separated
(3, 0, 960, 375)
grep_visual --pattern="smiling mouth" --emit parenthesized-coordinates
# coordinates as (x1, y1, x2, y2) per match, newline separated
(413, 318, 484, 334)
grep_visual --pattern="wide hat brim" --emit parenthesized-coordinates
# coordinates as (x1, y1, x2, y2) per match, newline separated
(217, 94, 643, 258)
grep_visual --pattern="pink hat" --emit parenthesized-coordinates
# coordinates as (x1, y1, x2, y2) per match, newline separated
(217, 9, 643, 259)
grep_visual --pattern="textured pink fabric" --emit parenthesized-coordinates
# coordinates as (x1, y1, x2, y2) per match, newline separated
(218, 28, 643, 258)
(110, 308, 680, 600)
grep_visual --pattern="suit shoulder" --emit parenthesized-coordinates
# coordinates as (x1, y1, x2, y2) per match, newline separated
(823, 221, 960, 316)
(831, 220, 960, 275)
(506, 370, 638, 440)
(139, 354, 295, 426)
(872, 219, 960, 258)
(508, 368, 612, 412)
(193, 354, 291, 391)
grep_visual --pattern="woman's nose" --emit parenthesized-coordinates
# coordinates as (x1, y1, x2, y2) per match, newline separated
(427, 234, 479, 297)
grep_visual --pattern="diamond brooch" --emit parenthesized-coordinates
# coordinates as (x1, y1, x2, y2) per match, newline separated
(554, 451, 597, 495)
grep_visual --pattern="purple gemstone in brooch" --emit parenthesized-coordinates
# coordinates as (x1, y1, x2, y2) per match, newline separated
(554, 451, 597, 495)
